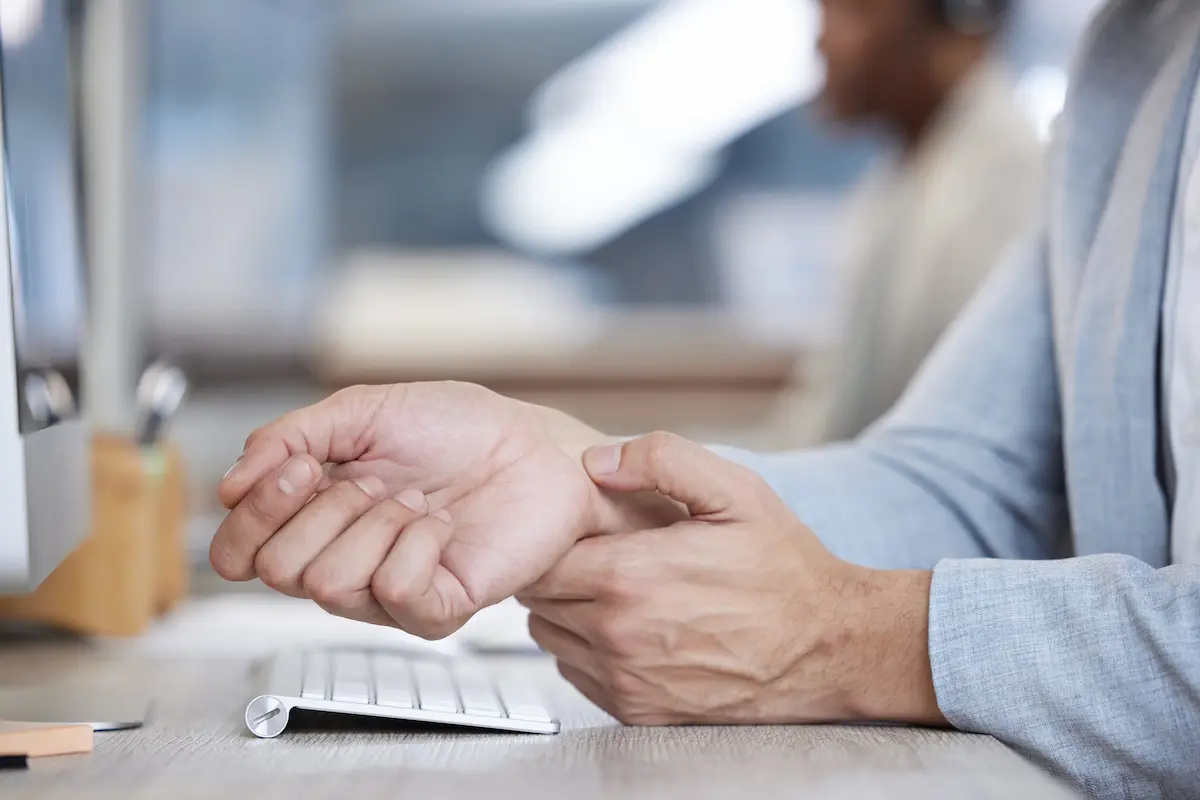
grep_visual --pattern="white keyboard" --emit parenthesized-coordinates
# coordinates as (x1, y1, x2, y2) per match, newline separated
(245, 648, 560, 738)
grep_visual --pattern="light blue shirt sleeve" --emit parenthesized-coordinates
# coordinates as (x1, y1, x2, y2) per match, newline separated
(716, 237, 1200, 798)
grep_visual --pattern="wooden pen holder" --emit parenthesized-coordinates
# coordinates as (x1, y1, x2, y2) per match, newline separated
(0, 433, 190, 637)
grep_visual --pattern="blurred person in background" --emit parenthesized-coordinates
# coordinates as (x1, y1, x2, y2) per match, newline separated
(781, 0, 1042, 445)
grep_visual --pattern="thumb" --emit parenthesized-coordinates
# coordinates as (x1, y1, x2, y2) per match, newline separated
(582, 432, 740, 520)
(219, 385, 392, 509)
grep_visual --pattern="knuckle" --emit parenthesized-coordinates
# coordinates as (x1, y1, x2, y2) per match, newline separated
(328, 478, 372, 507)
(418, 618, 461, 642)
(370, 570, 413, 610)
(338, 479, 374, 510)
(303, 571, 348, 608)
(604, 567, 640, 603)
(209, 539, 249, 581)
(242, 428, 266, 453)
(396, 605, 460, 642)
(607, 669, 639, 699)
(244, 487, 284, 527)
(254, 549, 297, 592)
(593, 614, 634, 655)
(641, 431, 679, 471)
(604, 675, 650, 726)
(378, 498, 419, 528)
(599, 546, 648, 600)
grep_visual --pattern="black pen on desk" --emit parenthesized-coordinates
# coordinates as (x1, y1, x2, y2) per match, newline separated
(0, 753, 29, 771)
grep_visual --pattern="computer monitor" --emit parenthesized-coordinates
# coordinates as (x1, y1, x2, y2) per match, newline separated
(0, 0, 91, 594)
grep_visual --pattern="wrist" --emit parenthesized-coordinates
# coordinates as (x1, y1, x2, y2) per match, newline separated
(530, 403, 687, 537)
(589, 485, 688, 536)
(838, 567, 947, 727)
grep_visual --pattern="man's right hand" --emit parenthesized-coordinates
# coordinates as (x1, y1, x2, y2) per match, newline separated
(210, 382, 680, 639)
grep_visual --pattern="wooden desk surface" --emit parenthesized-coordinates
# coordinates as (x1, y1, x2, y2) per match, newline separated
(0, 599, 1078, 800)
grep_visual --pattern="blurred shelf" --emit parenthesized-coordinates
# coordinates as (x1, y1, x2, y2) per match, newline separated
(311, 249, 808, 391)
(312, 307, 806, 448)
(314, 307, 804, 389)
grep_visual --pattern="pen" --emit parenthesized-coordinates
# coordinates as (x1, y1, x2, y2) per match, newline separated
(0, 753, 29, 770)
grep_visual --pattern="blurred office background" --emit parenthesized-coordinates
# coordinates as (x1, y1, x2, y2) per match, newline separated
(73, 0, 1104, 560)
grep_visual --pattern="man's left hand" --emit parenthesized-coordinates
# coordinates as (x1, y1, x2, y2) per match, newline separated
(520, 432, 946, 727)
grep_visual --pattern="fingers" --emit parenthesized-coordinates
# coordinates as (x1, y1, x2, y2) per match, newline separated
(582, 432, 744, 520)
(210, 455, 323, 581)
(556, 662, 615, 719)
(302, 489, 430, 621)
(523, 599, 601, 644)
(218, 385, 396, 510)
(251, 476, 388, 597)
(529, 615, 599, 676)
(371, 511, 474, 639)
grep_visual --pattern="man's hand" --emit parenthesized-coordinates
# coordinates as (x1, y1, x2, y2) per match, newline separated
(521, 432, 946, 727)
(209, 382, 680, 639)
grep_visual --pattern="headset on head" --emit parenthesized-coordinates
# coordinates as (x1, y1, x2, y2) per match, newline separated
(931, 0, 1011, 35)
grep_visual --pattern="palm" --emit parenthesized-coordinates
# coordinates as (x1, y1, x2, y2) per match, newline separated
(321, 383, 597, 615)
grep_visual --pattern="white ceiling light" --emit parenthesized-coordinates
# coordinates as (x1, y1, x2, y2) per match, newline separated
(0, 0, 44, 49)
(482, 0, 822, 256)
(481, 121, 722, 256)
(531, 0, 823, 154)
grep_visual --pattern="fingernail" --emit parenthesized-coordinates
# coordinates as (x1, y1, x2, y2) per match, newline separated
(396, 489, 427, 513)
(355, 477, 385, 499)
(222, 455, 243, 481)
(584, 444, 623, 476)
(432, 509, 452, 524)
(278, 457, 315, 496)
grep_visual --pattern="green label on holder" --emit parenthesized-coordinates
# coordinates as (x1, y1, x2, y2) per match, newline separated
(141, 448, 168, 480)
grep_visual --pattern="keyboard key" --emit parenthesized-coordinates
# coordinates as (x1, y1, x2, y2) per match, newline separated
(498, 681, 553, 723)
(372, 656, 415, 709)
(268, 653, 303, 699)
(412, 661, 460, 713)
(301, 654, 330, 700)
(332, 653, 371, 704)
(259, 648, 560, 737)
(455, 667, 505, 718)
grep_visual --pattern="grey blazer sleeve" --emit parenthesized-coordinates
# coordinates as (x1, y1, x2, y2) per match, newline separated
(718, 239, 1200, 797)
